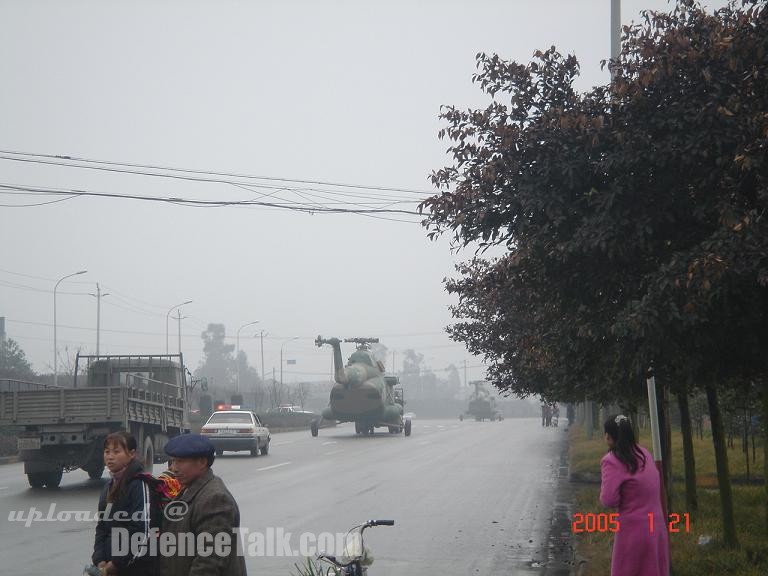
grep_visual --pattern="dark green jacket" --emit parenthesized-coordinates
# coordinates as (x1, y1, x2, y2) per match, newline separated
(159, 468, 247, 576)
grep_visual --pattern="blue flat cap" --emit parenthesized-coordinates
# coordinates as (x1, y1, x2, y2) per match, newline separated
(165, 433, 215, 458)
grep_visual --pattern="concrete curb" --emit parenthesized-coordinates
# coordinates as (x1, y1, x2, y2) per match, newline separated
(0, 455, 19, 465)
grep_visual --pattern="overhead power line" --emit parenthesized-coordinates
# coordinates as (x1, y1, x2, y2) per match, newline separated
(0, 148, 434, 197)
(0, 182, 424, 217)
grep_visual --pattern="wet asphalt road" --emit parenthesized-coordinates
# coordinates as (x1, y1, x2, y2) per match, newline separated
(0, 418, 569, 575)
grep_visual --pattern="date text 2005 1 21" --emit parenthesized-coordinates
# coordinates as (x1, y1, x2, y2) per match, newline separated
(571, 512, 691, 533)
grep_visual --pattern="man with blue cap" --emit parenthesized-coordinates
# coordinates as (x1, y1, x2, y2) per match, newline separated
(159, 434, 247, 576)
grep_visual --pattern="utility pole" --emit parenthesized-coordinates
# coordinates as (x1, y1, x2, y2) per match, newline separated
(89, 283, 109, 356)
(259, 331, 266, 391)
(166, 300, 192, 354)
(586, 0, 623, 442)
(611, 0, 621, 63)
(0, 317, 6, 370)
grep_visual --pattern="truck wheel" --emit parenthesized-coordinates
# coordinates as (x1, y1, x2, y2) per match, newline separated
(27, 473, 45, 489)
(87, 466, 104, 480)
(404, 419, 412, 437)
(260, 440, 269, 455)
(311, 420, 319, 437)
(354, 422, 362, 435)
(250, 446, 259, 457)
(143, 437, 154, 475)
(216, 449, 223, 456)
(45, 469, 63, 488)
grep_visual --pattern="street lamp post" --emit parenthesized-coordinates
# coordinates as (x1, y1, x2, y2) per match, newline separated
(258, 330, 267, 410)
(259, 331, 266, 390)
(54, 270, 87, 387)
(176, 309, 187, 356)
(166, 300, 192, 354)
(280, 337, 299, 388)
(236, 321, 259, 393)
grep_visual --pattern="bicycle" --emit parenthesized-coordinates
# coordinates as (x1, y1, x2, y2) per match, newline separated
(313, 519, 395, 576)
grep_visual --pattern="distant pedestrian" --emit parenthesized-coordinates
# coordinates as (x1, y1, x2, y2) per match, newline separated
(159, 434, 247, 576)
(600, 415, 669, 576)
(92, 431, 160, 576)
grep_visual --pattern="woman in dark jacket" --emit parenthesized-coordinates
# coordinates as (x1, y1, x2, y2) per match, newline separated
(92, 431, 160, 576)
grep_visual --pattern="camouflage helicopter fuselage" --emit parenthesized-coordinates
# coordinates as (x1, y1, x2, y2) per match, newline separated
(315, 336, 404, 434)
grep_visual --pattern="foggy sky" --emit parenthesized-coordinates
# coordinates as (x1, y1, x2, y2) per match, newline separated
(0, 0, 722, 385)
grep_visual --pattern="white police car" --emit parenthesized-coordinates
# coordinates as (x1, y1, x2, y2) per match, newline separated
(200, 410, 270, 457)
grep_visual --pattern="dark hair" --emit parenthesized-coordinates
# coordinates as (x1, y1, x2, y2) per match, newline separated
(103, 431, 141, 503)
(604, 414, 646, 474)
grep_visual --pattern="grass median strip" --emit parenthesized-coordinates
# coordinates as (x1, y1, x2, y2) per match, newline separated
(568, 424, 766, 575)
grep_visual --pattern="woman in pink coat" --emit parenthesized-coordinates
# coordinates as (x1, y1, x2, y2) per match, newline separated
(599, 414, 669, 576)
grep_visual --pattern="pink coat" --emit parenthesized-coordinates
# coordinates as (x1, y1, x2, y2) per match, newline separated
(599, 446, 670, 576)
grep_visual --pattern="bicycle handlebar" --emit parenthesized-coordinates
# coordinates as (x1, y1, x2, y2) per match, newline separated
(367, 519, 395, 527)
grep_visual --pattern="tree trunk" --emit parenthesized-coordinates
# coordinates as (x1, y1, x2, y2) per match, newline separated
(705, 382, 738, 547)
(677, 389, 698, 516)
(743, 407, 750, 480)
(763, 379, 768, 535)
(656, 379, 673, 513)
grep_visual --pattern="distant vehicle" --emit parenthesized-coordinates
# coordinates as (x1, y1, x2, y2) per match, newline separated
(0, 354, 191, 488)
(275, 405, 314, 415)
(463, 380, 501, 422)
(201, 410, 270, 456)
(313, 336, 411, 437)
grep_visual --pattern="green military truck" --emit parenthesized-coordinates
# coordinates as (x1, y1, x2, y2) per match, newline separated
(0, 354, 190, 488)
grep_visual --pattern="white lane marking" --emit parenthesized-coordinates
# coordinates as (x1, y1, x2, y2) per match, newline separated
(323, 450, 344, 456)
(321, 441, 337, 446)
(257, 462, 292, 471)
(271, 441, 295, 446)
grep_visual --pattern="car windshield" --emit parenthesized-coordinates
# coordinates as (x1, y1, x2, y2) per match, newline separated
(207, 413, 252, 424)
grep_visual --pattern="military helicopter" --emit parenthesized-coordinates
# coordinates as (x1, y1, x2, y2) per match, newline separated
(312, 336, 411, 437)
(461, 380, 502, 422)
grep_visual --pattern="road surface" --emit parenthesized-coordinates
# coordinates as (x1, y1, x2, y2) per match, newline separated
(0, 417, 570, 575)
